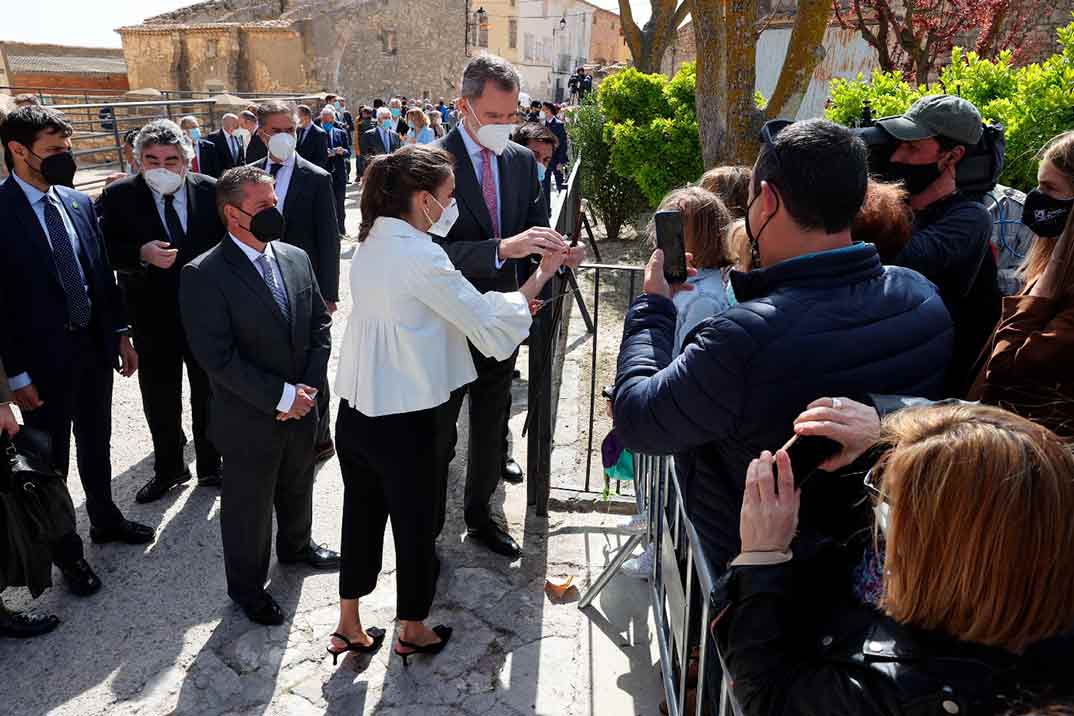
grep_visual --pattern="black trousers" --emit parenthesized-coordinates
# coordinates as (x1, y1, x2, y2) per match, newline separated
(217, 413, 316, 604)
(436, 347, 517, 531)
(133, 321, 220, 479)
(333, 185, 347, 235)
(23, 330, 124, 558)
(336, 400, 442, 621)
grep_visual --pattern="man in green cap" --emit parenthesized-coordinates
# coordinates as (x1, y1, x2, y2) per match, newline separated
(877, 94, 1001, 396)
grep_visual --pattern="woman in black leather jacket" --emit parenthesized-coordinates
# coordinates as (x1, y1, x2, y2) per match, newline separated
(713, 402, 1074, 715)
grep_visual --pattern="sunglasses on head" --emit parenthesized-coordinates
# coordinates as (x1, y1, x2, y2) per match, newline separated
(759, 119, 793, 168)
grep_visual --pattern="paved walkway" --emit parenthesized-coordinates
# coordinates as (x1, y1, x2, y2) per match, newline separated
(0, 185, 664, 716)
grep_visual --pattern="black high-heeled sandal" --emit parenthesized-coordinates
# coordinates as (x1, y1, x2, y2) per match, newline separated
(394, 624, 453, 668)
(327, 626, 386, 665)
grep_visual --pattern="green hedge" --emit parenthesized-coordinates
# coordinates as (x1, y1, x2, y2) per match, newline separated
(827, 19, 1074, 191)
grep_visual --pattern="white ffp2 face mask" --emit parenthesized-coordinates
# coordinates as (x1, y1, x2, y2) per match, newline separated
(424, 196, 459, 237)
(268, 132, 297, 163)
(468, 105, 516, 156)
(143, 167, 185, 195)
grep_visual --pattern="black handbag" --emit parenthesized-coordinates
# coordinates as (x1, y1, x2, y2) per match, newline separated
(0, 429, 77, 597)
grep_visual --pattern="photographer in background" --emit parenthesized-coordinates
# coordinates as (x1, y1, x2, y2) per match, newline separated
(878, 95, 1002, 395)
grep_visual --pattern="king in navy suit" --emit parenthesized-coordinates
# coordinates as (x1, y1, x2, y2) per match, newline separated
(0, 106, 154, 597)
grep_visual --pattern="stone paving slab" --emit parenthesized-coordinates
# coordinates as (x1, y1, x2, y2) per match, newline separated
(0, 187, 663, 716)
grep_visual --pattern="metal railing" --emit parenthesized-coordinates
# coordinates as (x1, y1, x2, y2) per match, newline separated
(579, 453, 740, 716)
(2, 85, 317, 107)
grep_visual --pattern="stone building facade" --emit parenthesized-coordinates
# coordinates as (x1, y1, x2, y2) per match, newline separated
(119, 0, 470, 105)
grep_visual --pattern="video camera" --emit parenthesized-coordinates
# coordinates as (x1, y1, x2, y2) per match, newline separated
(853, 103, 1006, 196)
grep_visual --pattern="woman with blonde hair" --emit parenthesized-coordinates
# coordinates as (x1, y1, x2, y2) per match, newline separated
(428, 110, 445, 139)
(968, 131, 1074, 440)
(720, 402, 1074, 714)
(404, 107, 434, 145)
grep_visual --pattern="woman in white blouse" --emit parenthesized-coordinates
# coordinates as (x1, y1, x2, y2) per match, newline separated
(326, 145, 567, 667)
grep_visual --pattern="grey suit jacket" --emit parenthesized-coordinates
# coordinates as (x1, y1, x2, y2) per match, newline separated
(432, 128, 549, 294)
(179, 237, 332, 447)
(0, 358, 11, 403)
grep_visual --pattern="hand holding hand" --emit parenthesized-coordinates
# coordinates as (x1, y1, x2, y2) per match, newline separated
(0, 403, 19, 437)
(140, 240, 178, 269)
(117, 335, 139, 377)
(643, 250, 696, 299)
(538, 246, 567, 274)
(740, 450, 799, 553)
(499, 228, 567, 260)
(793, 397, 881, 471)
(13, 385, 43, 412)
(564, 245, 586, 270)
(326, 301, 338, 315)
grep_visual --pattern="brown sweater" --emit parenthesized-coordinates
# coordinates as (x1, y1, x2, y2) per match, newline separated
(968, 288, 1074, 441)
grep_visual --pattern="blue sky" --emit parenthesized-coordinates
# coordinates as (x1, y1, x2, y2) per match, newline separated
(6, 0, 654, 48)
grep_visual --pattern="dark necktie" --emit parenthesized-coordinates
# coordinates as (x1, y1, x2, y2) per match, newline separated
(43, 195, 91, 327)
(163, 193, 185, 247)
(298, 127, 306, 146)
(269, 162, 283, 178)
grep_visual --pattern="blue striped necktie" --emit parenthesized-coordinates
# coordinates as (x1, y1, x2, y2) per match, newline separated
(255, 253, 290, 320)
(43, 195, 91, 327)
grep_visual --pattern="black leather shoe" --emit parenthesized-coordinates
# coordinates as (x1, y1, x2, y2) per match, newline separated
(315, 440, 336, 463)
(90, 519, 155, 545)
(59, 558, 102, 597)
(237, 591, 285, 626)
(197, 473, 223, 488)
(135, 470, 191, 504)
(466, 523, 522, 559)
(0, 610, 60, 638)
(279, 542, 341, 570)
(502, 458, 524, 484)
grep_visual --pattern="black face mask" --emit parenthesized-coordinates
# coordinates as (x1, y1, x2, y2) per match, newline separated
(238, 206, 285, 242)
(745, 188, 780, 269)
(30, 149, 77, 188)
(889, 160, 944, 196)
(1023, 188, 1074, 238)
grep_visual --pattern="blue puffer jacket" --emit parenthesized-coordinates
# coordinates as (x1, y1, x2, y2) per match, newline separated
(613, 242, 953, 571)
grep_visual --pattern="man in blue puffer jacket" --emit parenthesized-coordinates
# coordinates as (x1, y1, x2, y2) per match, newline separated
(613, 119, 954, 573)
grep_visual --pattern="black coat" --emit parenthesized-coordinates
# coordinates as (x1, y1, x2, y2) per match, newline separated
(207, 128, 245, 172)
(359, 126, 402, 158)
(714, 558, 1074, 715)
(296, 123, 329, 170)
(179, 237, 331, 447)
(322, 125, 351, 189)
(245, 133, 268, 165)
(545, 117, 569, 167)
(192, 138, 222, 178)
(431, 127, 548, 294)
(98, 172, 223, 333)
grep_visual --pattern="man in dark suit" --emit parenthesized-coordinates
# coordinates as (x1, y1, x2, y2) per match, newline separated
(0, 106, 153, 597)
(240, 110, 267, 164)
(207, 113, 245, 173)
(542, 102, 569, 191)
(98, 119, 224, 503)
(180, 165, 339, 625)
(512, 122, 558, 221)
(319, 106, 351, 236)
(178, 115, 222, 178)
(253, 100, 340, 459)
(359, 107, 402, 168)
(433, 56, 579, 558)
(295, 104, 329, 170)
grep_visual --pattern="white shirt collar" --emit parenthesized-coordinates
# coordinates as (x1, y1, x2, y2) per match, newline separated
(229, 233, 276, 263)
(11, 171, 56, 206)
(458, 121, 486, 160)
(264, 151, 297, 172)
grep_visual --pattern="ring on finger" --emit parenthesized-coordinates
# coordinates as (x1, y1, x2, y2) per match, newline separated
(832, 397, 842, 410)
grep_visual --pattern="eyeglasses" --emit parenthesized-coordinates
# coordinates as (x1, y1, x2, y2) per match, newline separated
(863, 465, 893, 506)
(759, 119, 793, 164)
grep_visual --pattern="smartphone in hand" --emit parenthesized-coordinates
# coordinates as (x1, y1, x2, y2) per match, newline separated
(654, 210, 687, 284)
(779, 433, 841, 489)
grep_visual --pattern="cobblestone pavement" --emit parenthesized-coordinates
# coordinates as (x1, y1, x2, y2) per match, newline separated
(0, 185, 664, 716)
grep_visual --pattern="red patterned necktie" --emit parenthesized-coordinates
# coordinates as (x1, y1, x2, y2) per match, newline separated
(480, 148, 500, 238)
(191, 150, 200, 174)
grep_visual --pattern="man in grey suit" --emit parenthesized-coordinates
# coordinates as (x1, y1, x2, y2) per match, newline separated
(180, 166, 339, 626)
(433, 55, 580, 558)
(359, 107, 402, 167)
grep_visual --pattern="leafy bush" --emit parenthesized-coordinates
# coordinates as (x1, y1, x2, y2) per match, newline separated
(600, 63, 705, 206)
(567, 95, 649, 242)
(827, 19, 1074, 191)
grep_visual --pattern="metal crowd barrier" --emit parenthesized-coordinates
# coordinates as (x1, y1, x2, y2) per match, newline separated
(579, 453, 740, 716)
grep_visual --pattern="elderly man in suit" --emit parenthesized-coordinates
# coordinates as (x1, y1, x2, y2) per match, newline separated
(359, 107, 402, 170)
(295, 104, 329, 170)
(208, 113, 245, 173)
(178, 115, 221, 178)
(0, 106, 153, 598)
(319, 106, 351, 236)
(432, 55, 581, 558)
(180, 166, 339, 625)
(252, 100, 340, 459)
(98, 119, 224, 503)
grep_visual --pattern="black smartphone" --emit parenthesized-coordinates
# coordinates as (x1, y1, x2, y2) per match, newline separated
(779, 433, 842, 489)
(654, 210, 687, 284)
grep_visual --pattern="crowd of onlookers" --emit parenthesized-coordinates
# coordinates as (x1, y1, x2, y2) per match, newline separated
(611, 95, 1074, 714)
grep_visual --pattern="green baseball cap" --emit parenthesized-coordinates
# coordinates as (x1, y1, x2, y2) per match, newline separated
(876, 94, 983, 146)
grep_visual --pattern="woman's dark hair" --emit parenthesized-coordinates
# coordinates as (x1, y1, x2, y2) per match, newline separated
(358, 144, 454, 242)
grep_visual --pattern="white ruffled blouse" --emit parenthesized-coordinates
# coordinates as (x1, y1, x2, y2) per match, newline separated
(335, 216, 532, 416)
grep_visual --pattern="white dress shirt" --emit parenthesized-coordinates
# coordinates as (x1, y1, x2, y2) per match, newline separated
(263, 152, 297, 212)
(149, 178, 189, 240)
(229, 234, 296, 413)
(335, 216, 531, 416)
